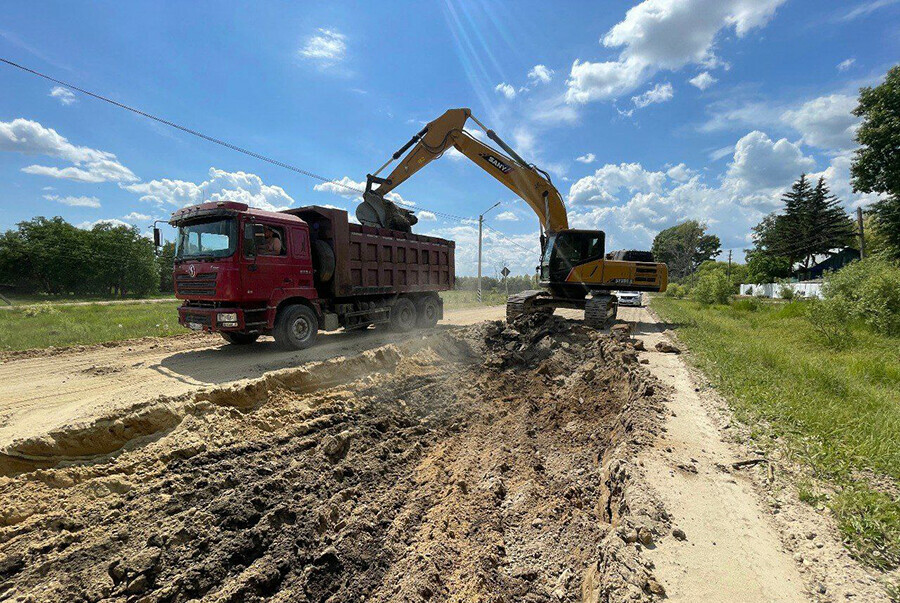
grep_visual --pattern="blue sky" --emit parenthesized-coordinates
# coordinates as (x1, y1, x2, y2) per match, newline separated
(1, 0, 897, 275)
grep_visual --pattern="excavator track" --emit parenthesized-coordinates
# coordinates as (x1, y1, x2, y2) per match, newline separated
(584, 294, 617, 329)
(506, 290, 543, 323)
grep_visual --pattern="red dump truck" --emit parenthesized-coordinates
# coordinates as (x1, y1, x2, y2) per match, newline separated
(165, 201, 455, 349)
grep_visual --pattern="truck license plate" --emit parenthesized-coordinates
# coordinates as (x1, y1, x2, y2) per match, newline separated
(188, 322, 203, 331)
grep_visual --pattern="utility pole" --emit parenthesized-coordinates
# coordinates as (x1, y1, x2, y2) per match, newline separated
(477, 201, 501, 303)
(727, 249, 732, 281)
(857, 207, 866, 260)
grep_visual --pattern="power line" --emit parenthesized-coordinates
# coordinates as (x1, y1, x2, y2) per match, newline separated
(1, 57, 543, 255)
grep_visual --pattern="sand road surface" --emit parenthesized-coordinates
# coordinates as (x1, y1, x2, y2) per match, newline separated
(0, 305, 888, 602)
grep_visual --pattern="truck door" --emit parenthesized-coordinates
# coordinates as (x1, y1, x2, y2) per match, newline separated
(242, 221, 295, 302)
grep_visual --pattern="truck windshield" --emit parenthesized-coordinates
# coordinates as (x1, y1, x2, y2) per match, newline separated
(175, 218, 237, 259)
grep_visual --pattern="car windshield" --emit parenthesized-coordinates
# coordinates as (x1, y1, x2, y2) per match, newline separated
(175, 218, 237, 259)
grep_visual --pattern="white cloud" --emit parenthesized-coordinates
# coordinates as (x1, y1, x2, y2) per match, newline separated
(49, 86, 76, 105)
(839, 0, 899, 21)
(420, 223, 540, 277)
(689, 71, 717, 90)
(568, 162, 667, 205)
(124, 167, 294, 212)
(527, 64, 554, 84)
(576, 153, 596, 164)
(418, 210, 437, 221)
(312, 176, 365, 199)
(122, 212, 153, 223)
(495, 210, 519, 221)
(0, 118, 138, 183)
(43, 194, 101, 208)
(77, 218, 132, 230)
(837, 58, 856, 71)
(666, 163, 695, 181)
(780, 94, 860, 150)
(495, 82, 517, 99)
(724, 131, 815, 199)
(632, 82, 673, 108)
(565, 0, 786, 104)
(299, 28, 346, 65)
(709, 145, 734, 161)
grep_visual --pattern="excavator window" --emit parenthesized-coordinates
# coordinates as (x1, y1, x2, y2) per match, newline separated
(542, 231, 605, 281)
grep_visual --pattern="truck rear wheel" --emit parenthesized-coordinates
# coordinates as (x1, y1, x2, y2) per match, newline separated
(274, 304, 318, 350)
(416, 295, 441, 328)
(221, 332, 259, 345)
(389, 297, 417, 332)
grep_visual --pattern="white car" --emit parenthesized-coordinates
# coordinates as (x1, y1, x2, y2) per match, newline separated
(615, 291, 643, 307)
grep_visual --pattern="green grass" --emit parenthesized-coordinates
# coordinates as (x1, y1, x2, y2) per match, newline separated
(0, 301, 184, 352)
(440, 290, 508, 310)
(652, 297, 900, 569)
(0, 292, 175, 306)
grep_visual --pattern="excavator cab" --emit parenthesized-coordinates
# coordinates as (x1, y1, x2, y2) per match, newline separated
(540, 230, 605, 290)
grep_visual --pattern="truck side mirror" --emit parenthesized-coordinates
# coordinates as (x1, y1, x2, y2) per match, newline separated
(153, 227, 161, 247)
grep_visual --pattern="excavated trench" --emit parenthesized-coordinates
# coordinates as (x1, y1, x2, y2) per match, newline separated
(0, 314, 664, 603)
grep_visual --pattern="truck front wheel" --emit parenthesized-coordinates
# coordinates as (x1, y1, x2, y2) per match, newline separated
(389, 297, 417, 332)
(274, 304, 318, 350)
(221, 332, 259, 345)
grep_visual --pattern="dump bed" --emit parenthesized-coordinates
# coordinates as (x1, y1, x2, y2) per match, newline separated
(284, 206, 455, 298)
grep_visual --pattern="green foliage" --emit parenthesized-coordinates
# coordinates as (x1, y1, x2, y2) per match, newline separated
(730, 298, 760, 312)
(651, 220, 721, 279)
(692, 270, 732, 305)
(664, 282, 686, 298)
(778, 282, 795, 300)
(156, 241, 176, 293)
(652, 297, 900, 569)
(804, 297, 854, 349)
(0, 216, 161, 298)
(852, 65, 900, 260)
(454, 274, 537, 295)
(22, 302, 59, 317)
(744, 248, 792, 283)
(824, 257, 900, 336)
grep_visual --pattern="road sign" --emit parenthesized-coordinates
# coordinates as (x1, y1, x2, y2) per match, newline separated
(500, 267, 510, 278)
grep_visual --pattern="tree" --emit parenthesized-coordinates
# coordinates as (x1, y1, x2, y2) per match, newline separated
(851, 65, 900, 258)
(157, 241, 176, 293)
(744, 249, 791, 283)
(651, 221, 721, 279)
(759, 175, 854, 272)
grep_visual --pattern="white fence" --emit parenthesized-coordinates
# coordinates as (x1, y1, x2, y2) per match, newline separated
(739, 282, 824, 299)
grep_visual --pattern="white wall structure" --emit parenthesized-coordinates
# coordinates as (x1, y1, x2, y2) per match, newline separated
(739, 282, 824, 299)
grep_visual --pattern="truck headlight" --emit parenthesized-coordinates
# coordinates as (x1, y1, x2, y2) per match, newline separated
(218, 312, 238, 323)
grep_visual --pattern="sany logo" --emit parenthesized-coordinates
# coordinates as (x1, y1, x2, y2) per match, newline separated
(479, 153, 512, 174)
(188, 264, 196, 277)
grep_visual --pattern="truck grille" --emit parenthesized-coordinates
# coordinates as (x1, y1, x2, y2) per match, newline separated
(182, 312, 212, 326)
(175, 272, 217, 296)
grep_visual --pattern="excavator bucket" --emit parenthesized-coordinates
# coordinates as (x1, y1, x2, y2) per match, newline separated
(357, 185, 418, 232)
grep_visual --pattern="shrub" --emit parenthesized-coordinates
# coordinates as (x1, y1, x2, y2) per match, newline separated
(778, 282, 795, 300)
(693, 271, 732, 305)
(803, 297, 854, 349)
(665, 283, 686, 298)
(22, 302, 59, 317)
(731, 298, 760, 312)
(824, 257, 900, 336)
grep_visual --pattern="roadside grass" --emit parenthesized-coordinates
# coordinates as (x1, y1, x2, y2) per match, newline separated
(441, 290, 507, 309)
(652, 296, 900, 570)
(0, 301, 184, 351)
(1, 292, 176, 306)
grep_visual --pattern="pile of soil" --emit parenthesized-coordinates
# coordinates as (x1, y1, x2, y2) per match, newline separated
(0, 314, 664, 602)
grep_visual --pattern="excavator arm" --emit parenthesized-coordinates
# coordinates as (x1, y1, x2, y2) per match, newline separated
(359, 108, 568, 233)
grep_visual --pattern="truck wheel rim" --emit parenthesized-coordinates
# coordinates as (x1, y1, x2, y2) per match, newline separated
(291, 317, 311, 340)
(424, 303, 437, 320)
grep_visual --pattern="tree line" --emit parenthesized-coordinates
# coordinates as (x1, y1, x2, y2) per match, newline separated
(0, 217, 173, 297)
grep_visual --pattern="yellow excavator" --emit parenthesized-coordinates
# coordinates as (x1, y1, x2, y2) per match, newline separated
(359, 108, 667, 327)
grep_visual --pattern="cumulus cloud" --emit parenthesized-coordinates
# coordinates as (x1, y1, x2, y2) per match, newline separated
(299, 28, 346, 65)
(77, 218, 132, 230)
(122, 212, 153, 223)
(123, 167, 295, 212)
(666, 163, 695, 181)
(689, 71, 717, 90)
(495, 210, 519, 221)
(632, 82, 674, 108)
(576, 153, 596, 164)
(43, 194, 101, 208)
(495, 82, 517, 99)
(0, 118, 138, 183)
(568, 162, 667, 205)
(418, 210, 437, 221)
(49, 86, 76, 105)
(780, 94, 860, 150)
(527, 64, 554, 84)
(420, 223, 540, 277)
(837, 58, 856, 71)
(724, 131, 815, 199)
(565, 0, 785, 104)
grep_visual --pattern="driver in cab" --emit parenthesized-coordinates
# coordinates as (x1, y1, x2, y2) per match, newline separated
(260, 226, 282, 255)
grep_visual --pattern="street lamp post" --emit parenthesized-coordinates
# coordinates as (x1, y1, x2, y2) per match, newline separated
(477, 201, 502, 303)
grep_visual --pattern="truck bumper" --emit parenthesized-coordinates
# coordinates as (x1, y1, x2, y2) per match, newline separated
(178, 306, 246, 333)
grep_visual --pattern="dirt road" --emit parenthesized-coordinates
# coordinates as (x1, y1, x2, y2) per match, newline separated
(0, 305, 887, 601)
(0, 306, 505, 452)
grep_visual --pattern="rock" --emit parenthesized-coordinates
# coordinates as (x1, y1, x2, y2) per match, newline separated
(817, 583, 826, 594)
(638, 527, 654, 547)
(617, 525, 638, 543)
(633, 339, 646, 351)
(672, 528, 686, 541)
(793, 553, 804, 562)
(805, 531, 816, 540)
(655, 341, 681, 354)
(646, 578, 666, 596)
